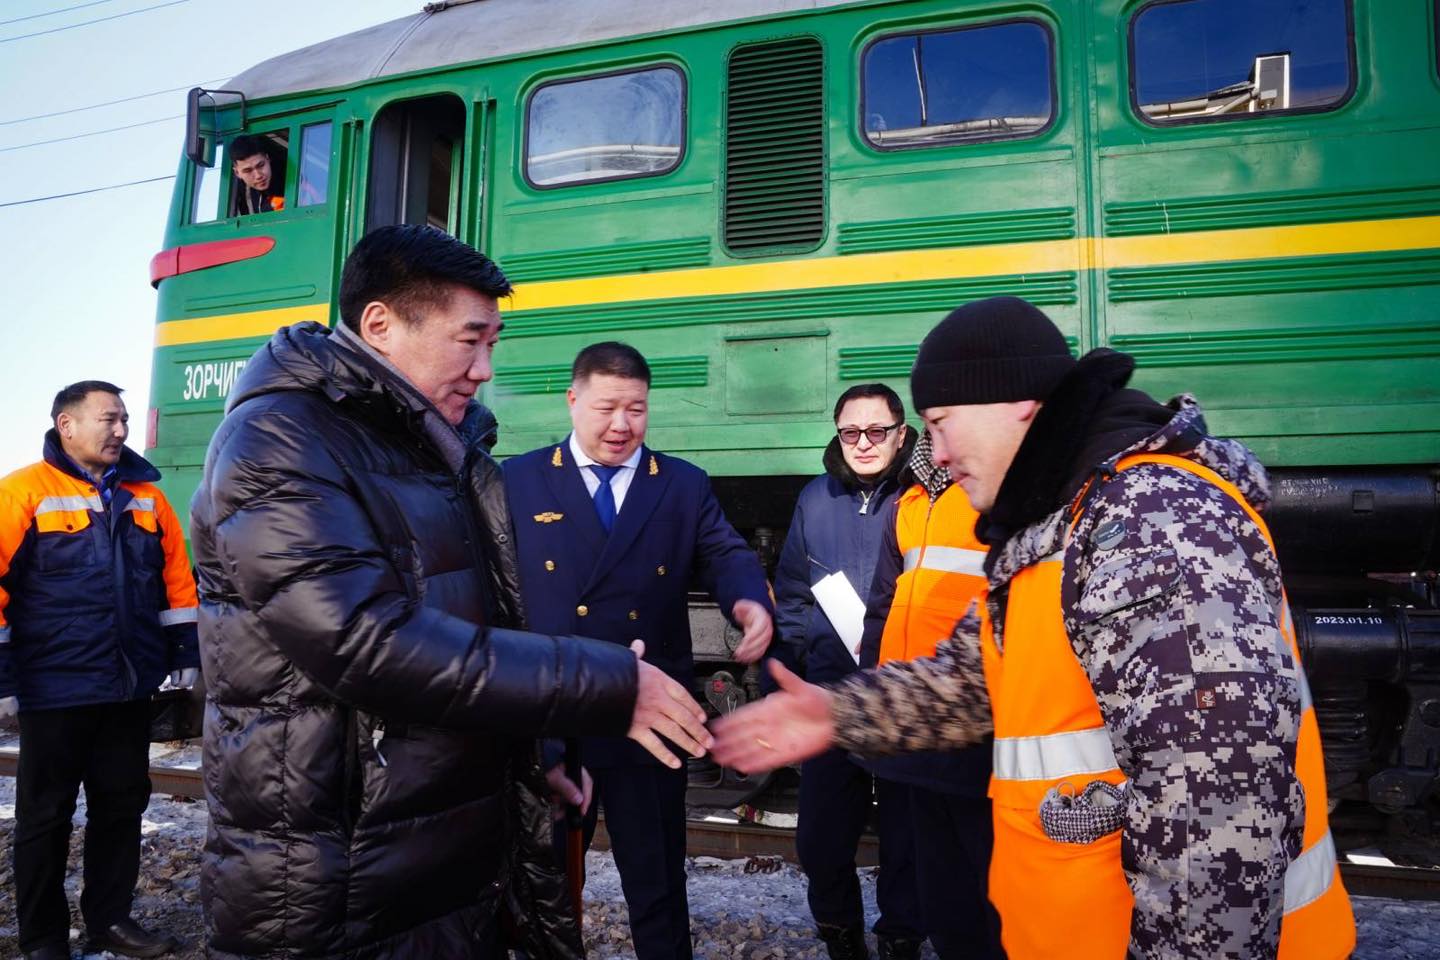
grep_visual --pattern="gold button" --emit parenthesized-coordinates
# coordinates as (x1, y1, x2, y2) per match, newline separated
(544, 560, 556, 571)
(577, 605, 589, 617)
(656, 565, 666, 576)
(628, 610, 638, 621)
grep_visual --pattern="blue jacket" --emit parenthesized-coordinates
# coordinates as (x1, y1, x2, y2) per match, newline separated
(770, 433, 914, 687)
(0, 431, 199, 711)
(504, 439, 771, 768)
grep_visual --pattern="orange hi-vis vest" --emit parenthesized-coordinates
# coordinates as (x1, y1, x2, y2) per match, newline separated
(878, 483, 987, 665)
(980, 453, 1354, 960)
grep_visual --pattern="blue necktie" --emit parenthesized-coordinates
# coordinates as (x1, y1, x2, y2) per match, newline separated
(590, 464, 621, 533)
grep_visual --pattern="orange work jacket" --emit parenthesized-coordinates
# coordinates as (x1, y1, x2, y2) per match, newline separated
(878, 483, 987, 665)
(980, 453, 1354, 959)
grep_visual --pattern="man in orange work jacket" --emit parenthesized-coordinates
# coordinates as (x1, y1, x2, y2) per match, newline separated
(856, 432, 1002, 959)
(0, 381, 198, 960)
(713, 297, 1355, 959)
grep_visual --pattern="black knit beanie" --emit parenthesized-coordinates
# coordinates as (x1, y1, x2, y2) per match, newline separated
(910, 296, 1076, 411)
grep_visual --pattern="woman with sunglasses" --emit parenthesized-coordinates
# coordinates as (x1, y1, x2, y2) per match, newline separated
(769, 384, 920, 960)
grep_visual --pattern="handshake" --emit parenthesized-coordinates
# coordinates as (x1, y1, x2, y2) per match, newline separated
(626, 598, 770, 768)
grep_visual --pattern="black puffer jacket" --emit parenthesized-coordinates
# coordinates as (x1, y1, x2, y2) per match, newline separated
(191, 322, 637, 959)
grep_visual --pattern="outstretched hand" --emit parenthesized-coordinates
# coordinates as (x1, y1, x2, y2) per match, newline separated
(731, 599, 773, 664)
(628, 640, 713, 768)
(710, 660, 836, 773)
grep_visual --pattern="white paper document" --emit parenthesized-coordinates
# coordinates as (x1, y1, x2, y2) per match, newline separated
(810, 571, 867, 665)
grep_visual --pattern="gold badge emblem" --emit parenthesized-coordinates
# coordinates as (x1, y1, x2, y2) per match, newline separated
(649, 455, 659, 476)
(551, 447, 563, 468)
(533, 512, 564, 523)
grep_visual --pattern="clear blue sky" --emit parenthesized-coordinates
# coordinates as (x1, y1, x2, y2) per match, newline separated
(0, 0, 426, 476)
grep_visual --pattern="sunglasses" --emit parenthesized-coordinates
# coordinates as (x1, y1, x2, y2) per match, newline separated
(836, 422, 902, 445)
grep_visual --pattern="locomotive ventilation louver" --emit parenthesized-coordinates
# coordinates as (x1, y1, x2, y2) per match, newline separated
(724, 36, 826, 253)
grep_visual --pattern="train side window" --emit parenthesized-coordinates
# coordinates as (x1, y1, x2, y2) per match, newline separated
(367, 95, 466, 234)
(190, 141, 225, 224)
(861, 20, 1054, 149)
(297, 122, 333, 207)
(525, 66, 684, 188)
(228, 131, 289, 216)
(1132, 0, 1354, 124)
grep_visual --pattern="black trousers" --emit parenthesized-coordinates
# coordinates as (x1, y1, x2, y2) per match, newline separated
(13, 700, 152, 952)
(909, 789, 1005, 960)
(796, 750, 922, 940)
(580, 763, 691, 960)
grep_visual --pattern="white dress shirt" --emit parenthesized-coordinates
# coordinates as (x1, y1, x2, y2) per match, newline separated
(568, 432, 642, 514)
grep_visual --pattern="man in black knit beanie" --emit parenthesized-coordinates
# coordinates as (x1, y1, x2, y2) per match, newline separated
(715, 296, 1354, 960)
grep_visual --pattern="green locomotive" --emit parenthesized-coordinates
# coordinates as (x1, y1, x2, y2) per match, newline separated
(148, 0, 1440, 833)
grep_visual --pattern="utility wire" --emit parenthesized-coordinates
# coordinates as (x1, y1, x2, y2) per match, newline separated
(0, 174, 175, 208)
(0, 0, 115, 28)
(0, 113, 182, 152)
(0, 77, 229, 126)
(0, 0, 189, 43)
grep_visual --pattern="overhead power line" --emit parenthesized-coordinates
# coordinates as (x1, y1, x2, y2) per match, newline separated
(0, 0, 115, 28)
(0, 113, 182, 152)
(0, 0, 189, 43)
(0, 77, 230, 126)
(0, 174, 175, 209)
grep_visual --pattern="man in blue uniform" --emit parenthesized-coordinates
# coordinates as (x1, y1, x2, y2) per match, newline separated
(504, 341, 773, 960)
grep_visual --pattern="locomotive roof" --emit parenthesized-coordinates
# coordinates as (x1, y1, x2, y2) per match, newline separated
(229, 0, 864, 102)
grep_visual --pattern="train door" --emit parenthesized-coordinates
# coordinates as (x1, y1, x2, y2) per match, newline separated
(1088, 0, 1402, 461)
(366, 95, 466, 235)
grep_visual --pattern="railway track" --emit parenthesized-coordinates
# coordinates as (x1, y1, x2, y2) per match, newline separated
(2, 749, 1436, 901)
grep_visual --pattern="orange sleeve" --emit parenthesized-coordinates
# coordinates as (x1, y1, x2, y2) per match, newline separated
(0, 480, 37, 634)
(153, 488, 199, 614)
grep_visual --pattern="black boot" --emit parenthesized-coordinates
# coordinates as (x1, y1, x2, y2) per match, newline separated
(21, 942, 70, 960)
(878, 935, 924, 960)
(817, 922, 871, 960)
(85, 918, 178, 958)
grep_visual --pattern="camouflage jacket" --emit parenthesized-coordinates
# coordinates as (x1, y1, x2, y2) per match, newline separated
(832, 394, 1306, 959)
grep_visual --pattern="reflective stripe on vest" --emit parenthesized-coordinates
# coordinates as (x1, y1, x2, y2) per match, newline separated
(1285, 829, 1337, 914)
(0, 625, 9, 645)
(992, 726, 1119, 782)
(124, 497, 156, 513)
(901, 544, 988, 577)
(36, 494, 104, 515)
(159, 606, 199, 626)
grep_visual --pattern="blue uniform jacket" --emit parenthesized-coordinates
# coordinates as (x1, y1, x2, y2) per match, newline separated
(504, 441, 771, 768)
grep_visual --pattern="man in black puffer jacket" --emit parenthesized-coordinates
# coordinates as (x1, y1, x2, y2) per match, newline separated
(190, 225, 713, 960)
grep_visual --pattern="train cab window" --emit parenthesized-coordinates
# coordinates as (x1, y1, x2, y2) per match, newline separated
(228, 132, 289, 216)
(190, 141, 225, 224)
(297, 122, 332, 208)
(862, 20, 1054, 149)
(1132, 0, 1354, 124)
(525, 66, 683, 187)
(367, 95, 465, 234)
